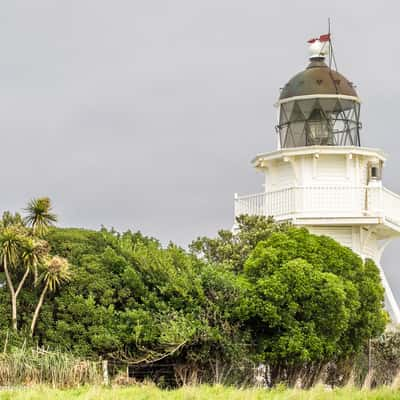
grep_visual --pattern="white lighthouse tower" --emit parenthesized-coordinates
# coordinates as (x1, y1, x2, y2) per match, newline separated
(234, 38, 400, 322)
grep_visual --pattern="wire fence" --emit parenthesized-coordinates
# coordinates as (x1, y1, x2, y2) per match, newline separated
(1, 333, 400, 389)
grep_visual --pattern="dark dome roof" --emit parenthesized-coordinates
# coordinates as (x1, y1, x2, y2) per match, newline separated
(279, 58, 358, 100)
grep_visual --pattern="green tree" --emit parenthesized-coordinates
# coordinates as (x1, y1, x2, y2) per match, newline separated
(0, 198, 65, 332)
(24, 197, 58, 236)
(24, 197, 57, 285)
(0, 226, 46, 330)
(30, 255, 71, 336)
(0, 226, 24, 330)
(243, 227, 387, 365)
(190, 215, 287, 271)
(0, 212, 387, 386)
(23, 227, 251, 372)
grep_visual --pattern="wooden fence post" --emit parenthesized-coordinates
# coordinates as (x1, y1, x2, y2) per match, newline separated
(102, 360, 109, 385)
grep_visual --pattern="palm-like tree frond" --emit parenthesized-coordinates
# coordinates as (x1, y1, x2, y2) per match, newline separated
(30, 255, 71, 337)
(42, 256, 71, 292)
(0, 226, 25, 267)
(21, 238, 48, 272)
(24, 197, 57, 236)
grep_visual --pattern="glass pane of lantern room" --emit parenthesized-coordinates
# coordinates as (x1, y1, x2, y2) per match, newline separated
(279, 125, 288, 147)
(332, 118, 345, 134)
(297, 99, 316, 119)
(318, 98, 341, 113)
(306, 109, 332, 145)
(347, 121, 359, 145)
(339, 99, 355, 112)
(290, 102, 305, 122)
(290, 121, 306, 147)
(282, 102, 295, 121)
(354, 102, 361, 121)
(279, 107, 289, 125)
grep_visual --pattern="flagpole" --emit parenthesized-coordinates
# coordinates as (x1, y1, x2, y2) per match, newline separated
(328, 18, 332, 69)
(327, 18, 338, 72)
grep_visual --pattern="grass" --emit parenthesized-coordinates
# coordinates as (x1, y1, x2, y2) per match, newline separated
(1, 385, 400, 400)
(0, 347, 101, 387)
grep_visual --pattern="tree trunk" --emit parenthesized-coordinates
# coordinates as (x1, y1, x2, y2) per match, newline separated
(11, 295, 17, 330)
(15, 268, 30, 298)
(30, 283, 48, 337)
(2, 258, 17, 330)
(34, 266, 38, 287)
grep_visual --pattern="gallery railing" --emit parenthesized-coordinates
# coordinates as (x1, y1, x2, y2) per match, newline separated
(234, 186, 400, 226)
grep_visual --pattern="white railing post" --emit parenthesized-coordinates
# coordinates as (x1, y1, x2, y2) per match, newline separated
(234, 193, 239, 219)
(293, 186, 298, 216)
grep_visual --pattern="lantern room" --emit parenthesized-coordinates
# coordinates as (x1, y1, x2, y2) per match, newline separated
(277, 41, 361, 148)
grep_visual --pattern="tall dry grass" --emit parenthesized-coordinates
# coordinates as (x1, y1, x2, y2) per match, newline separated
(0, 345, 102, 388)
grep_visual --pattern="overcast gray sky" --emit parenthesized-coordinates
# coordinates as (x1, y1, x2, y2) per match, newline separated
(2, 1, 400, 298)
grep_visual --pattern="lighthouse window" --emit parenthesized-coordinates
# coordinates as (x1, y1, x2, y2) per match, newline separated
(369, 164, 381, 180)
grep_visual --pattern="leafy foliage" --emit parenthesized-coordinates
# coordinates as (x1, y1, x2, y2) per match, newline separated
(0, 210, 388, 385)
(190, 215, 288, 271)
(243, 228, 386, 364)
(192, 217, 386, 366)
(24, 197, 57, 236)
(30, 227, 250, 370)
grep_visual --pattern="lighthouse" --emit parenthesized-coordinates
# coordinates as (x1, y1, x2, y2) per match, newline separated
(234, 36, 400, 323)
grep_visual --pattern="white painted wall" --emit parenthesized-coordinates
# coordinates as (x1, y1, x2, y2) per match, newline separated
(307, 226, 353, 249)
(260, 151, 382, 191)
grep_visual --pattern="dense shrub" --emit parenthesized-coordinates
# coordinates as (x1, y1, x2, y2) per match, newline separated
(0, 216, 387, 386)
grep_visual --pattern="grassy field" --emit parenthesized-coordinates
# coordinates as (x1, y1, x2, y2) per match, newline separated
(0, 385, 400, 400)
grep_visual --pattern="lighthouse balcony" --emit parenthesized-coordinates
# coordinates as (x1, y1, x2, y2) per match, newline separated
(234, 185, 400, 233)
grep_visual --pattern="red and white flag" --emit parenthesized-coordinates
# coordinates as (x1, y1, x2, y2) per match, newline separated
(307, 33, 331, 44)
(319, 33, 331, 42)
